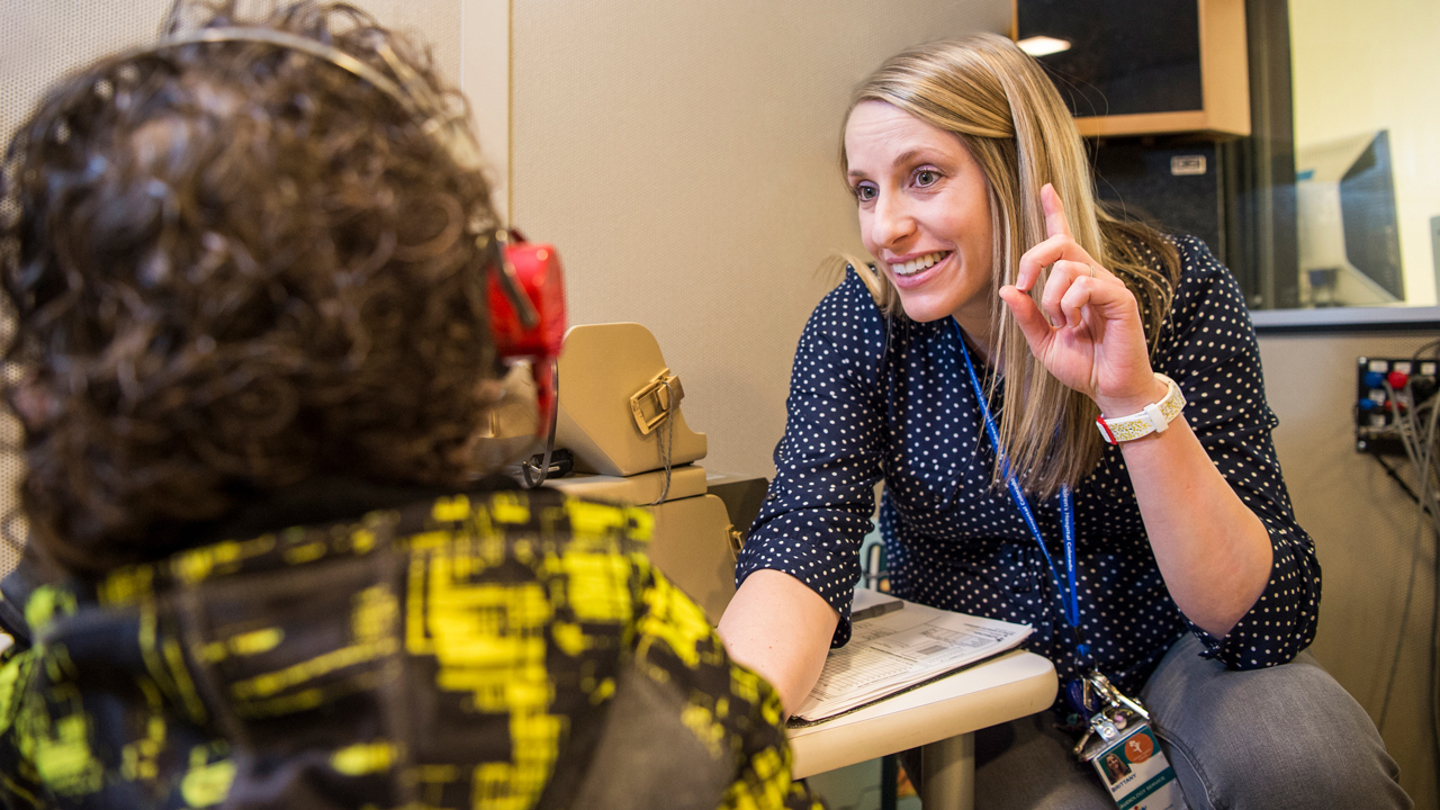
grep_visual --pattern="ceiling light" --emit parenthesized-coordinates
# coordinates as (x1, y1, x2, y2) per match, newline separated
(1017, 36, 1071, 57)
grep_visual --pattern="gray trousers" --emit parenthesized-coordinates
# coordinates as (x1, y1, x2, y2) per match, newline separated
(902, 634, 1412, 809)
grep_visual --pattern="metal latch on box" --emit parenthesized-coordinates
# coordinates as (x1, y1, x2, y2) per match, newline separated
(629, 369, 684, 435)
(727, 525, 744, 560)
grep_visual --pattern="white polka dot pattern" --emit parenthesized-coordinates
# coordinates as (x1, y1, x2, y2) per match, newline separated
(735, 236, 1321, 697)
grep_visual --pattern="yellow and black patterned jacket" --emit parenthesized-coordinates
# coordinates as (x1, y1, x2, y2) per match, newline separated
(0, 485, 824, 810)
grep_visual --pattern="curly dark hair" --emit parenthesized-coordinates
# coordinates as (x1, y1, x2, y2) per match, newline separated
(0, 1, 504, 577)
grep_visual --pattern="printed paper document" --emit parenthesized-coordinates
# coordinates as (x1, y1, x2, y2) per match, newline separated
(792, 590, 1033, 722)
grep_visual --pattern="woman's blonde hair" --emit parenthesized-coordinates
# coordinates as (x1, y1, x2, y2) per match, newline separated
(842, 33, 1180, 498)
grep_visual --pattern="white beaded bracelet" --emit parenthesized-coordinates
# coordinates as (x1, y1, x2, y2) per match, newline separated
(1095, 373, 1186, 445)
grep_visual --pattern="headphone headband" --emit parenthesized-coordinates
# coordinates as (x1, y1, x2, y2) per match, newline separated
(128, 24, 541, 328)
(88, 19, 566, 454)
(133, 26, 484, 172)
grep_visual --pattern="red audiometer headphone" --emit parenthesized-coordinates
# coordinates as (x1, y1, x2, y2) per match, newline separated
(488, 229, 567, 436)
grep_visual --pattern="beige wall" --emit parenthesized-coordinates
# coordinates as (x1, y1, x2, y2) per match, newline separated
(1260, 331, 1438, 807)
(509, 0, 1014, 478)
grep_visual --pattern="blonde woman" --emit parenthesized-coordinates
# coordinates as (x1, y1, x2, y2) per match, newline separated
(719, 33, 1408, 808)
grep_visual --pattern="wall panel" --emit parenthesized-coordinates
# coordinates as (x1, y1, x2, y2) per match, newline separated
(1261, 331, 1439, 807)
(510, 0, 1014, 478)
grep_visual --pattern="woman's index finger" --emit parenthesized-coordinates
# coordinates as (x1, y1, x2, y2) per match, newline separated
(1041, 183, 1072, 239)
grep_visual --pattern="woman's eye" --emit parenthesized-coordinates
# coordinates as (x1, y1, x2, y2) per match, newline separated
(853, 184, 877, 202)
(915, 169, 940, 187)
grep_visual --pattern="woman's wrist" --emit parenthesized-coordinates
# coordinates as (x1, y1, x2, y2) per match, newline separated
(1095, 376, 1171, 419)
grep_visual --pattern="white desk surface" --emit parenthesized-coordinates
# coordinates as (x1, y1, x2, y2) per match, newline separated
(786, 649, 1057, 779)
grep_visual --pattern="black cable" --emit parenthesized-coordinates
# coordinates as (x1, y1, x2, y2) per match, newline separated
(1401, 378, 1440, 775)
(519, 363, 561, 489)
(1411, 339, 1440, 362)
(1394, 341, 1440, 771)
(1375, 495, 1426, 732)
(1418, 388, 1440, 775)
(1430, 443, 1440, 778)
(1374, 384, 1440, 738)
(1432, 524, 1440, 782)
(1369, 451, 1425, 510)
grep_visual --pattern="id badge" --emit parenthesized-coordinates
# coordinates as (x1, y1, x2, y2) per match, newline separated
(1068, 671, 1184, 810)
(1088, 721, 1183, 810)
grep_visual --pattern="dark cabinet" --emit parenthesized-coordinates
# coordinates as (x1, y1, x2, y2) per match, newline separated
(1016, 0, 1250, 139)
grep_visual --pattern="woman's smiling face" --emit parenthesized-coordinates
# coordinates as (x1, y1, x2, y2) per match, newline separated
(844, 100, 996, 332)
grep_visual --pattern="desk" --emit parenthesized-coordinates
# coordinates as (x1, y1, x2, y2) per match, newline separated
(786, 649, 1056, 810)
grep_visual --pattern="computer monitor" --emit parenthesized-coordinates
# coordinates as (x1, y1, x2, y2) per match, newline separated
(1295, 130, 1404, 306)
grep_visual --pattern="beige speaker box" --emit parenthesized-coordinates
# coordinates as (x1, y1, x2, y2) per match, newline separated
(555, 323, 707, 477)
(547, 322, 738, 624)
(643, 494, 737, 625)
(547, 476, 737, 624)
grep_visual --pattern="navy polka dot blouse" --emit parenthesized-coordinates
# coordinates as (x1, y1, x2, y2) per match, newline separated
(735, 236, 1321, 696)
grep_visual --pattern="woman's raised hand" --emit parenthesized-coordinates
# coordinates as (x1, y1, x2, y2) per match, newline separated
(997, 184, 1165, 415)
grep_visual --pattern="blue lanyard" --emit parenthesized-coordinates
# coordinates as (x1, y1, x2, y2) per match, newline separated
(952, 321, 1090, 665)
